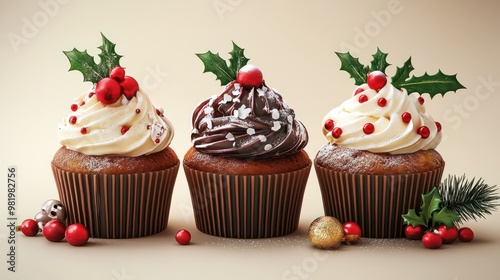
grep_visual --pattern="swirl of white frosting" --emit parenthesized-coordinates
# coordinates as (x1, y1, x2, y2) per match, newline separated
(57, 87, 174, 157)
(322, 83, 441, 154)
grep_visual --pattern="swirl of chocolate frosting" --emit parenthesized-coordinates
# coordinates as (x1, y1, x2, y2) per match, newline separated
(191, 80, 308, 158)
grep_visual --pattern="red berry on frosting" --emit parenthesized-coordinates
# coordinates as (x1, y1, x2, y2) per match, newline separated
(69, 116, 77, 125)
(135, 108, 141, 114)
(418, 96, 425, 105)
(377, 97, 387, 107)
(435, 121, 442, 132)
(332, 127, 343, 139)
(121, 126, 130, 135)
(236, 64, 263, 88)
(80, 127, 87, 134)
(354, 87, 364, 95)
(358, 94, 368, 103)
(120, 76, 139, 99)
(110, 66, 125, 82)
(70, 104, 78, 112)
(417, 126, 430, 138)
(367, 71, 387, 91)
(401, 112, 412, 123)
(363, 123, 375, 134)
(96, 78, 121, 104)
(324, 119, 334, 131)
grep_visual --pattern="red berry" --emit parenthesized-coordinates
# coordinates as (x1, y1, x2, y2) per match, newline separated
(120, 76, 139, 99)
(401, 112, 412, 123)
(363, 123, 375, 134)
(20, 219, 39, 237)
(80, 127, 87, 134)
(342, 222, 362, 244)
(422, 232, 442, 249)
(109, 66, 125, 81)
(175, 229, 191, 245)
(96, 78, 121, 104)
(458, 227, 474, 242)
(354, 87, 364, 95)
(70, 104, 78, 112)
(69, 116, 77, 125)
(418, 126, 430, 138)
(435, 121, 442, 132)
(65, 223, 89, 246)
(324, 119, 334, 131)
(135, 108, 141, 114)
(332, 127, 343, 139)
(42, 219, 66, 242)
(154, 138, 160, 144)
(121, 126, 130, 135)
(236, 64, 263, 88)
(418, 96, 425, 105)
(437, 224, 458, 244)
(367, 71, 387, 91)
(377, 97, 387, 107)
(358, 94, 368, 103)
(404, 225, 424, 240)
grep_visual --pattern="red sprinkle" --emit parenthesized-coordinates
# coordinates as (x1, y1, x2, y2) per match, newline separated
(70, 104, 78, 112)
(155, 138, 160, 144)
(121, 126, 130, 135)
(324, 119, 334, 131)
(156, 108, 163, 116)
(377, 97, 387, 107)
(401, 112, 412, 123)
(358, 94, 368, 103)
(418, 97, 425, 105)
(418, 126, 430, 138)
(435, 121, 442, 132)
(80, 101, 85, 106)
(363, 123, 375, 134)
(88, 92, 95, 98)
(69, 116, 77, 125)
(354, 87, 364, 95)
(80, 127, 87, 134)
(332, 127, 343, 139)
(135, 108, 141, 114)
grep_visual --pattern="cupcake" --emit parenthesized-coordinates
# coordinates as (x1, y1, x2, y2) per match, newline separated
(184, 43, 311, 238)
(51, 34, 179, 238)
(315, 49, 465, 238)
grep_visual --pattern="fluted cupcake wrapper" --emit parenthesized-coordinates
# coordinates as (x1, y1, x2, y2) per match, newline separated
(183, 163, 311, 239)
(314, 164, 444, 238)
(52, 163, 179, 239)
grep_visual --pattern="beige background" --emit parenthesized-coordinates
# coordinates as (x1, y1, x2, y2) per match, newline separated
(1, 0, 500, 279)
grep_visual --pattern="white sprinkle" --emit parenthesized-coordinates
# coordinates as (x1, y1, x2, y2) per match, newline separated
(206, 119, 213, 129)
(247, 128, 255, 135)
(271, 121, 281, 131)
(204, 107, 214, 114)
(248, 88, 254, 100)
(271, 109, 280, 120)
(257, 135, 267, 142)
(219, 94, 232, 104)
(264, 144, 272, 151)
(261, 86, 268, 92)
(226, 132, 235, 141)
(287, 115, 293, 124)
(236, 105, 252, 119)
(257, 88, 265, 96)
(148, 113, 154, 120)
(234, 83, 240, 90)
(208, 96, 217, 106)
(233, 98, 240, 103)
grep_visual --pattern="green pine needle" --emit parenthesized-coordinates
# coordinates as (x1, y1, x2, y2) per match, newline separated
(439, 175, 500, 224)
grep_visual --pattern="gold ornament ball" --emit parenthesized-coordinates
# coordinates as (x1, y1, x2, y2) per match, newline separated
(308, 216, 344, 249)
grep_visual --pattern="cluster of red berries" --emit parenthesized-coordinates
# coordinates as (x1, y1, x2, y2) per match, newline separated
(95, 66, 139, 104)
(324, 71, 442, 139)
(20, 218, 89, 246)
(405, 224, 474, 249)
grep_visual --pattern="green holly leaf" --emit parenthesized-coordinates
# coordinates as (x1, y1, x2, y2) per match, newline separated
(394, 70, 466, 98)
(420, 187, 443, 224)
(335, 51, 369, 86)
(196, 42, 250, 86)
(431, 207, 459, 228)
(63, 33, 122, 83)
(402, 209, 426, 227)
(369, 48, 390, 73)
(391, 57, 414, 86)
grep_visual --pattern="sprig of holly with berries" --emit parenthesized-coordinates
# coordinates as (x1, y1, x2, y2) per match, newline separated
(63, 33, 139, 104)
(335, 48, 466, 97)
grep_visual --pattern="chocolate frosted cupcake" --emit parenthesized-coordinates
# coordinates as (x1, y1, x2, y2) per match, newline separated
(315, 49, 464, 238)
(51, 34, 179, 238)
(184, 43, 311, 238)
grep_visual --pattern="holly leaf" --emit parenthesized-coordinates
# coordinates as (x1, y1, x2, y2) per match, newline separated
(335, 51, 369, 85)
(420, 187, 443, 224)
(369, 48, 390, 73)
(402, 209, 426, 227)
(228, 41, 249, 79)
(63, 33, 122, 83)
(391, 57, 414, 86)
(393, 70, 466, 98)
(431, 207, 459, 228)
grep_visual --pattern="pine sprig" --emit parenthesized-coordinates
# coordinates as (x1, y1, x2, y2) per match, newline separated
(440, 175, 500, 224)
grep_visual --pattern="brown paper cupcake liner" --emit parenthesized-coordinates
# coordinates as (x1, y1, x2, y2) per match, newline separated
(52, 163, 179, 239)
(183, 163, 311, 239)
(315, 163, 444, 238)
